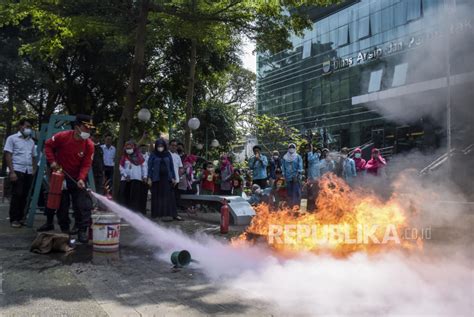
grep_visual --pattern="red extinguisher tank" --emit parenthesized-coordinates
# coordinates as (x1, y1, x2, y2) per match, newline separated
(220, 199, 230, 234)
(47, 170, 65, 210)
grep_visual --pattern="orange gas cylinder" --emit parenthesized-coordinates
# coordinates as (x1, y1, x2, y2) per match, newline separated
(47, 170, 64, 209)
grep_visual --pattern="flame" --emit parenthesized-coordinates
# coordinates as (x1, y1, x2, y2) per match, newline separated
(234, 173, 422, 256)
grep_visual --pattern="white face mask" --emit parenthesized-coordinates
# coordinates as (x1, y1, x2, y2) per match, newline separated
(126, 149, 134, 154)
(273, 156, 279, 160)
(288, 148, 296, 154)
(157, 147, 164, 152)
(77, 127, 90, 140)
(355, 153, 361, 158)
(22, 128, 32, 137)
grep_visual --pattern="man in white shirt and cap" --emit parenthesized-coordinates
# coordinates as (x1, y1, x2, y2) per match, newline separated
(3, 118, 37, 228)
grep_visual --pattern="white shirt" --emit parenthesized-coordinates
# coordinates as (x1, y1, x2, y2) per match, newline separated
(3, 132, 36, 174)
(101, 144, 116, 167)
(170, 152, 183, 182)
(119, 159, 147, 181)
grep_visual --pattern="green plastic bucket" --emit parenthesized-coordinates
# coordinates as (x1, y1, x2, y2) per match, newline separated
(171, 250, 192, 267)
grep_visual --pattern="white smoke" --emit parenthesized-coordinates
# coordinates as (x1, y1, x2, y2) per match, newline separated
(91, 192, 473, 316)
(363, 3, 474, 128)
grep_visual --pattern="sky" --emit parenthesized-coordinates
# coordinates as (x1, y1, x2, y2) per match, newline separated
(241, 38, 256, 73)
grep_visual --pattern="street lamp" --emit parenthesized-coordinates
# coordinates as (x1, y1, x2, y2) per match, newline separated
(137, 108, 151, 122)
(210, 139, 220, 148)
(188, 117, 200, 131)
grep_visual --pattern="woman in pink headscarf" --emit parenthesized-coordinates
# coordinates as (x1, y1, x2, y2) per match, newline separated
(178, 154, 198, 195)
(352, 147, 367, 173)
(219, 155, 234, 195)
(365, 148, 386, 176)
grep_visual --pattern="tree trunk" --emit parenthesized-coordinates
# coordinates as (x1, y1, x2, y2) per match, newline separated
(184, 37, 197, 154)
(1, 82, 14, 175)
(113, 0, 149, 199)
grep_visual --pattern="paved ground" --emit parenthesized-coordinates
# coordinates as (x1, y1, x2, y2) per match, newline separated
(0, 200, 274, 317)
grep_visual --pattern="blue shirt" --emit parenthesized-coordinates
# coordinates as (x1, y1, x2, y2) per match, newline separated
(3, 132, 36, 174)
(320, 159, 335, 175)
(248, 154, 268, 180)
(306, 152, 320, 180)
(342, 158, 357, 182)
(281, 154, 303, 181)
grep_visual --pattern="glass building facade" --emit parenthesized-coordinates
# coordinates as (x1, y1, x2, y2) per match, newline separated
(257, 0, 474, 153)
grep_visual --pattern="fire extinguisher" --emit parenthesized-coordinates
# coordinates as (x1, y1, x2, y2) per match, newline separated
(46, 170, 65, 210)
(220, 199, 229, 234)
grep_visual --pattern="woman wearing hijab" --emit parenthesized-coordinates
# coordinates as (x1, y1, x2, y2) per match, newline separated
(178, 154, 198, 195)
(352, 147, 367, 173)
(148, 138, 182, 221)
(281, 143, 303, 208)
(365, 148, 386, 176)
(118, 141, 147, 213)
(219, 155, 234, 195)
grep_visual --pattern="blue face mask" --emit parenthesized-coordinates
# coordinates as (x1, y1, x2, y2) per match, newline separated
(355, 153, 361, 158)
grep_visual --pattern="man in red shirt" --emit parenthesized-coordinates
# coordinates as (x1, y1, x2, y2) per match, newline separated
(41, 114, 95, 243)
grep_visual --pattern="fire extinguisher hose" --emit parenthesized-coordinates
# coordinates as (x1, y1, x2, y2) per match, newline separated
(60, 169, 94, 194)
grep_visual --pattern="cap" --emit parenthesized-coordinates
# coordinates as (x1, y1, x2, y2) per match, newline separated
(75, 114, 95, 129)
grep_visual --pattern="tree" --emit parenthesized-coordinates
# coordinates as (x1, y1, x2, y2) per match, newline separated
(253, 114, 303, 153)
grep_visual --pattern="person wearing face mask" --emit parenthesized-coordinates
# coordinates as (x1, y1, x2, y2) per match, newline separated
(281, 143, 303, 208)
(43, 114, 95, 242)
(352, 147, 366, 174)
(219, 155, 234, 195)
(340, 147, 357, 185)
(3, 118, 37, 228)
(118, 141, 147, 214)
(178, 154, 198, 195)
(148, 138, 181, 220)
(269, 150, 281, 186)
(200, 162, 218, 195)
(139, 143, 150, 160)
(101, 134, 116, 190)
(248, 145, 269, 189)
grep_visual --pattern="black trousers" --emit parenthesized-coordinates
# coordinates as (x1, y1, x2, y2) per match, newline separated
(119, 180, 147, 214)
(57, 178, 92, 231)
(94, 173, 104, 195)
(9, 171, 33, 223)
(103, 166, 114, 189)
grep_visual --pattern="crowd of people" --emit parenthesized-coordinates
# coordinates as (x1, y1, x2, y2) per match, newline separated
(246, 143, 387, 211)
(3, 114, 388, 242)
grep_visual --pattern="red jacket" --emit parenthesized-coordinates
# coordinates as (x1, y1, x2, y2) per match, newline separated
(201, 170, 217, 192)
(44, 130, 95, 181)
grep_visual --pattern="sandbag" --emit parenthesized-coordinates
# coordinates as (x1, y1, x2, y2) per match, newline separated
(30, 232, 74, 254)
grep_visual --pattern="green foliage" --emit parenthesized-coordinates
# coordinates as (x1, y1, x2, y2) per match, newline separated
(253, 114, 303, 153)
(0, 0, 340, 145)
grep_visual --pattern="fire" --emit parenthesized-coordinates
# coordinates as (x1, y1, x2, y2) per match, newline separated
(235, 173, 422, 256)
